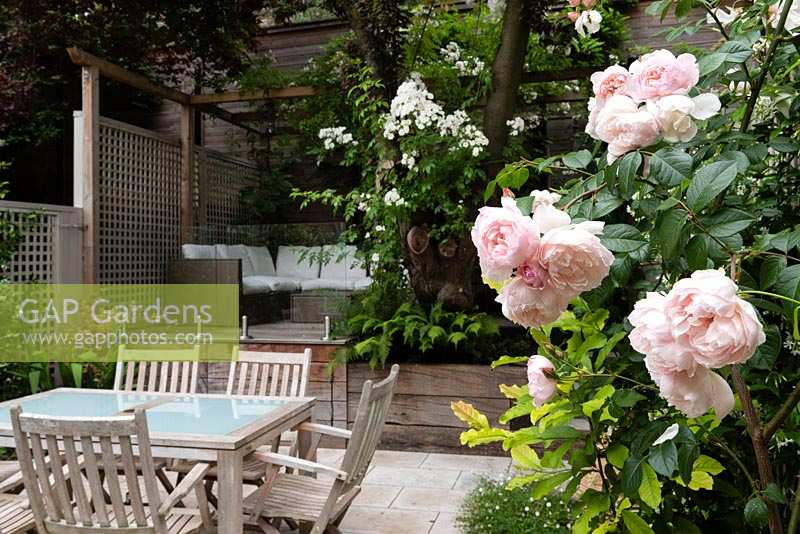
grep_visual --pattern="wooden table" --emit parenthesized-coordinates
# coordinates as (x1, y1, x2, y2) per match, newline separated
(0, 388, 316, 534)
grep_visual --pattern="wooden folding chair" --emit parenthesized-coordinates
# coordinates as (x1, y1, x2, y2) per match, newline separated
(242, 364, 399, 534)
(10, 406, 213, 534)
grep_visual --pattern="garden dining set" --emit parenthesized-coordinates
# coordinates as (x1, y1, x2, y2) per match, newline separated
(0, 348, 399, 534)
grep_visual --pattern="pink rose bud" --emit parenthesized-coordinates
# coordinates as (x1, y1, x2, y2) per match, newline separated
(567, 11, 579, 21)
(527, 355, 558, 407)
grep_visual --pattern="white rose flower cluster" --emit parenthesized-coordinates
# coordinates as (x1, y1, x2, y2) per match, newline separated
(383, 188, 407, 207)
(318, 126, 357, 150)
(400, 151, 418, 170)
(439, 42, 485, 76)
(383, 74, 489, 157)
(356, 192, 373, 212)
(506, 117, 525, 136)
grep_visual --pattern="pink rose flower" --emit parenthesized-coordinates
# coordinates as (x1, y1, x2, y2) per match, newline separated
(538, 222, 614, 293)
(496, 277, 573, 328)
(530, 190, 571, 234)
(527, 355, 557, 407)
(629, 292, 699, 376)
(646, 364, 734, 419)
(567, 10, 579, 21)
(472, 196, 540, 281)
(663, 269, 766, 368)
(646, 93, 721, 142)
(626, 49, 700, 102)
(590, 65, 630, 105)
(592, 95, 661, 163)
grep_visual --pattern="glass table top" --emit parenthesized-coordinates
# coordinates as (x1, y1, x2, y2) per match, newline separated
(0, 390, 291, 436)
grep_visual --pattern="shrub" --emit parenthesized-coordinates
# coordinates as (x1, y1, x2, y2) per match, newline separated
(457, 478, 572, 534)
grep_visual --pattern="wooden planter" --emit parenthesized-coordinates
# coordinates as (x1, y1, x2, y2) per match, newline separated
(348, 362, 526, 454)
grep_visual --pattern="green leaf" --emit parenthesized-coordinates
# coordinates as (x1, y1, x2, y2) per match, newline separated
(638, 464, 662, 509)
(678, 442, 700, 482)
(760, 255, 787, 289)
(697, 53, 727, 76)
(744, 497, 769, 528)
(515, 195, 534, 215)
(582, 384, 616, 417)
(764, 483, 786, 504)
(510, 444, 541, 469)
(613, 389, 646, 408)
(693, 455, 724, 475)
(499, 399, 534, 424)
(563, 149, 593, 169)
(770, 136, 799, 153)
(750, 324, 781, 370)
(607, 444, 629, 469)
(491, 355, 529, 368)
(648, 441, 678, 477)
(686, 161, 738, 211)
(622, 456, 645, 498)
(459, 428, 511, 447)
(656, 208, 688, 260)
(686, 234, 709, 270)
(775, 265, 800, 300)
(649, 148, 693, 186)
(701, 208, 755, 237)
(451, 401, 489, 430)
(616, 152, 642, 199)
(621, 510, 655, 534)
(530, 471, 573, 499)
(601, 224, 646, 252)
(675, 0, 693, 17)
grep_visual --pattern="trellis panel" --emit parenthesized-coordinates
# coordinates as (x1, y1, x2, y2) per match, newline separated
(96, 116, 182, 284)
(0, 201, 83, 283)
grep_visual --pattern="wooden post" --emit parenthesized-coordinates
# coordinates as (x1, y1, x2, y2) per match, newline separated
(180, 104, 195, 244)
(81, 66, 100, 284)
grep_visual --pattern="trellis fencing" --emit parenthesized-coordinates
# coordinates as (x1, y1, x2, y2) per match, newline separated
(0, 113, 258, 285)
(0, 201, 83, 283)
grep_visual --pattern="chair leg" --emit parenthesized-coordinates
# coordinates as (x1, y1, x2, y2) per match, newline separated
(204, 479, 218, 509)
(324, 526, 342, 534)
(155, 467, 176, 495)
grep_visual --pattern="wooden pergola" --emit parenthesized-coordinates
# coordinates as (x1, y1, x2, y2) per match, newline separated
(68, 46, 603, 283)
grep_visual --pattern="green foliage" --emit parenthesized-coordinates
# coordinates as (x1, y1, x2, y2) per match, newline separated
(457, 478, 573, 534)
(334, 300, 499, 369)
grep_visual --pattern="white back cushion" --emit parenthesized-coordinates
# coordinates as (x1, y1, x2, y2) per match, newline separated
(182, 244, 216, 259)
(276, 246, 321, 279)
(213, 244, 255, 277)
(320, 245, 367, 280)
(246, 246, 277, 276)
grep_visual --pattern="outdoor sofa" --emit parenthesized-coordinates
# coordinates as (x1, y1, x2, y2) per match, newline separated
(168, 244, 371, 324)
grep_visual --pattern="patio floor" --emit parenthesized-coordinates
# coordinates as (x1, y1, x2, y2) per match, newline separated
(299, 448, 510, 534)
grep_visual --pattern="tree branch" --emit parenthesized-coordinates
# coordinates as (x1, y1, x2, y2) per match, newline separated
(731, 366, 784, 534)
(764, 380, 800, 440)
(789, 473, 800, 534)
(741, 0, 795, 131)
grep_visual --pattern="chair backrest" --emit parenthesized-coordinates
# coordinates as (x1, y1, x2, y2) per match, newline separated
(10, 407, 166, 533)
(113, 345, 200, 394)
(226, 349, 312, 397)
(339, 364, 399, 488)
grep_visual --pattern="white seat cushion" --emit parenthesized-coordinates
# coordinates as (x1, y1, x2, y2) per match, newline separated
(276, 246, 321, 280)
(319, 245, 368, 281)
(216, 244, 255, 277)
(241, 276, 274, 295)
(300, 278, 354, 291)
(182, 244, 216, 259)
(247, 246, 277, 276)
(243, 276, 300, 294)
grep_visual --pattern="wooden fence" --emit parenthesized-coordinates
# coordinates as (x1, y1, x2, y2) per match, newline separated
(0, 201, 83, 283)
(73, 112, 258, 284)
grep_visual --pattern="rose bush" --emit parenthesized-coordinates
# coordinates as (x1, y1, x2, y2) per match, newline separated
(454, 0, 800, 532)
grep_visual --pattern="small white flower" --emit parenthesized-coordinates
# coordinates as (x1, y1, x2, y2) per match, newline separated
(506, 116, 525, 136)
(575, 10, 602, 37)
(375, 225, 385, 232)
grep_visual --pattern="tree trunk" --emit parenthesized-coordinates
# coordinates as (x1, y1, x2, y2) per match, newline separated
(483, 0, 542, 178)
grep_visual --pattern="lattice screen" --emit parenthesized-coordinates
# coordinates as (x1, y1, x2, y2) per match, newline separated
(0, 209, 56, 283)
(193, 148, 258, 244)
(97, 117, 182, 284)
(95, 117, 258, 283)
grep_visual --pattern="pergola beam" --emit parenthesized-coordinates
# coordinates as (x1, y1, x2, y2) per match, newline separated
(190, 86, 317, 105)
(67, 47, 191, 105)
(197, 104, 268, 136)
